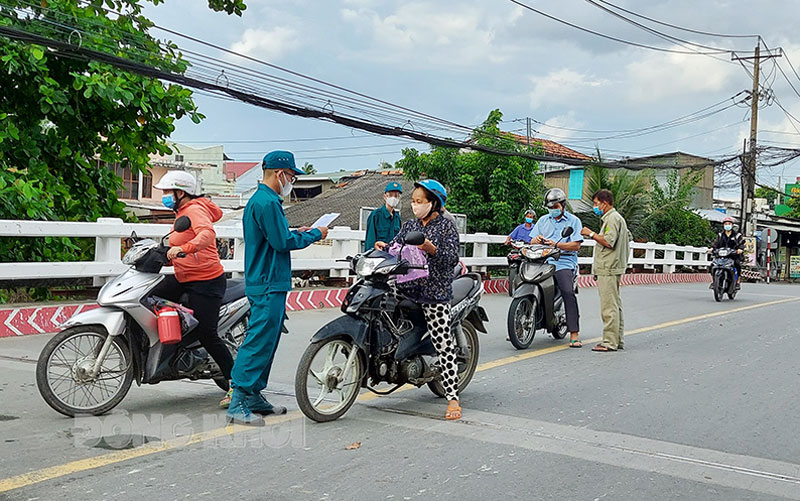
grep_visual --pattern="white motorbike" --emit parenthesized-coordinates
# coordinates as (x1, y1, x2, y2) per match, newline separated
(36, 217, 251, 417)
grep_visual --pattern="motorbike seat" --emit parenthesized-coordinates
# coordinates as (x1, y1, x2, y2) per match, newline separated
(451, 274, 480, 305)
(222, 278, 246, 304)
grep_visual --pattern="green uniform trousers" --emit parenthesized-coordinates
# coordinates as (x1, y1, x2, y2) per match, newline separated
(231, 291, 287, 396)
(597, 274, 624, 350)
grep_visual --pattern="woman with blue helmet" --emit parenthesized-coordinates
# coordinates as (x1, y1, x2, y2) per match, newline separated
(376, 179, 463, 420)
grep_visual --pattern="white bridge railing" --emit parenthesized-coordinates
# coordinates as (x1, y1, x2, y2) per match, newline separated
(0, 218, 712, 284)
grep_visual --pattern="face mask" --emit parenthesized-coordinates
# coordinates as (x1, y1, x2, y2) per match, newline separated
(525, 217, 534, 224)
(724, 224, 733, 231)
(593, 206, 604, 216)
(412, 201, 432, 219)
(386, 196, 400, 208)
(162, 194, 176, 210)
(548, 209, 561, 219)
(277, 171, 294, 197)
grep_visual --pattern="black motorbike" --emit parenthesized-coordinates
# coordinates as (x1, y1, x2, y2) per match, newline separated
(711, 248, 739, 302)
(295, 231, 488, 423)
(506, 227, 575, 350)
(507, 243, 525, 297)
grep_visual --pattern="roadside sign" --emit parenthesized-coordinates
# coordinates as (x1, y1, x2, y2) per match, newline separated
(791, 255, 800, 278)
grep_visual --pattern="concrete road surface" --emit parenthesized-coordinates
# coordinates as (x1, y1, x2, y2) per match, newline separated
(1, 282, 799, 500)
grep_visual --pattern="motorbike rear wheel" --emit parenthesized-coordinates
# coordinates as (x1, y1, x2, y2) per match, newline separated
(295, 337, 364, 423)
(36, 326, 133, 417)
(428, 320, 480, 398)
(214, 315, 250, 391)
(507, 296, 537, 350)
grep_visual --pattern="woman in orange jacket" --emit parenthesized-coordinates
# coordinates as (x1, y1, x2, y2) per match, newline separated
(151, 171, 233, 406)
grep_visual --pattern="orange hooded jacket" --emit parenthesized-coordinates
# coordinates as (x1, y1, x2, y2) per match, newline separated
(168, 197, 225, 283)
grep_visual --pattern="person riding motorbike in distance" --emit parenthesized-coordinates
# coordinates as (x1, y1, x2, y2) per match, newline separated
(150, 170, 234, 408)
(505, 209, 537, 245)
(375, 179, 463, 420)
(708, 216, 745, 289)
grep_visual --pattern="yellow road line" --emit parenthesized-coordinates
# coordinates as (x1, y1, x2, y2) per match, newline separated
(477, 296, 799, 370)
(2, 296, 796, 493)
(0, 413, 299, 494)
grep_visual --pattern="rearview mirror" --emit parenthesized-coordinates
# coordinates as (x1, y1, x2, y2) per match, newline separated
(174, 216, 192, 233)
(561, 227, 574, 238)
(404, 231, 425, 246)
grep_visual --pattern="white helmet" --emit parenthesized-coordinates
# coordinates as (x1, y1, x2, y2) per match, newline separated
(154, 170, 198, 195)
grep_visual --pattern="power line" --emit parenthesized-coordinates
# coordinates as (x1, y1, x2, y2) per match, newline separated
(591, 0, 759, 39)
(0, 24, 746, 171)
(172, 134, 397, 144)
(584, 0, 738, 61)
(508, 0, 744, 55)
(524, 92, 747, 138)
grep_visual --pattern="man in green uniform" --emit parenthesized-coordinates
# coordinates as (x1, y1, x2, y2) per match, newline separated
(226, 150, 328, 425)
(581, 189, 630, 352)
(364, 182, 403, 251)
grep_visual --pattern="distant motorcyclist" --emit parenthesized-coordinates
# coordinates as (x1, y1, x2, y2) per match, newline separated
(709, 216, 745, 289)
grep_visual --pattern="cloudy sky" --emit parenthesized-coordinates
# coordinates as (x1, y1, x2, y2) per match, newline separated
(146, 0, 800, 196)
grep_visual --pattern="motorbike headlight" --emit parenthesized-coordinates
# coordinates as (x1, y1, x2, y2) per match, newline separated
(718, 249, 730, 257)
(122, 239, 157, 265)
(521, 247, 550, 260)
(355, 257, 386, 277)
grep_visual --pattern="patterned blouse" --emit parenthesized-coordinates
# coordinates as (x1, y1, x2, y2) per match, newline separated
(390, 213, 460, 304)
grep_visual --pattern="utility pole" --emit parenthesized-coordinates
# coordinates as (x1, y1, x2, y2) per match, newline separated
(732, 44, 782, 237)
(526, 117, 532, 146)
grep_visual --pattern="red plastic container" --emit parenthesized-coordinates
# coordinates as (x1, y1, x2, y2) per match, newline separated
(156, 306, 182, 345)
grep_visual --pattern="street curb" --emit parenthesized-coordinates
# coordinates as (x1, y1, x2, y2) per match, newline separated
(0, 273, 711, 337)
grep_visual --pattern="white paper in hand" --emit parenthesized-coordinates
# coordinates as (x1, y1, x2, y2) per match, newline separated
(311, 213, 339, 228)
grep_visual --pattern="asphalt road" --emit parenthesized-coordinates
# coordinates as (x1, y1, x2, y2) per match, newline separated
(1, 282, 799, 500)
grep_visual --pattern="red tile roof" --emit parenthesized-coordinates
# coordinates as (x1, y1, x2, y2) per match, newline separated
(507, 134, 592, 161)
(224, 161, 259, 181)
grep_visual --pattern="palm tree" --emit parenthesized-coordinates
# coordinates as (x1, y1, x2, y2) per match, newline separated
(583, 152, 651, 236)
(303, 162, 317, 175)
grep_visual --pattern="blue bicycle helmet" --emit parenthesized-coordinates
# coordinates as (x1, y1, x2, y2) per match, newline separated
(414, 179, 447, 208)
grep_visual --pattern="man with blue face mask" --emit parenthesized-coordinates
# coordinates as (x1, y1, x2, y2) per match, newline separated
(529, 188, 585, 347)
(225, 150, 329, 426)
(505, 209, 537, 245)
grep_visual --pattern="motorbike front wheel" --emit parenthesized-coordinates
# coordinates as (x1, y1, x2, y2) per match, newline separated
(295, 338, 364, 423)
(507, 296, 538, 350)
(36, 326, 133, 417)
(428, 320, 481, 398)
(713, 273, 725, 302)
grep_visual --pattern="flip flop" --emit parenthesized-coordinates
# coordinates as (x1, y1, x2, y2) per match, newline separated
(445, 401, 462, 420)
(569, 339, 583, 348)
(592, 345, 617, 352)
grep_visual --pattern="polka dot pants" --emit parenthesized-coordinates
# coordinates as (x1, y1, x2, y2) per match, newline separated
(421, 303, 459, 402)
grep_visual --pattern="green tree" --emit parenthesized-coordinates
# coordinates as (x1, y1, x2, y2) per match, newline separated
(302, 162, 317, 175)
(397, 109, 544, 236)
(0, 0, 244, 299)
(639, 170, 716, 246)
(581, 154, 651, 236)
(754, 186, 778, 205)
(0, 0, 243, 264)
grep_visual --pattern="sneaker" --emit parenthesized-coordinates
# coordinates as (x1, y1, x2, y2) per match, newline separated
(219, 388, 233, 409)
(226, 390, 265, 426)
(246, 393, 288, 416)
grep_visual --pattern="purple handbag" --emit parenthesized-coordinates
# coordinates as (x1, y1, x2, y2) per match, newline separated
(388, 242, 429, 283)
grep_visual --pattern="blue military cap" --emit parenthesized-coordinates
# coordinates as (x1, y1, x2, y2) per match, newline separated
(385, 181, 403, 193)
(261, 150, 305, 175)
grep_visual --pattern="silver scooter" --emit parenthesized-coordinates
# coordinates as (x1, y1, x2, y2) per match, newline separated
(506, 227, 576, 350)
(36, 217, 251, 417)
